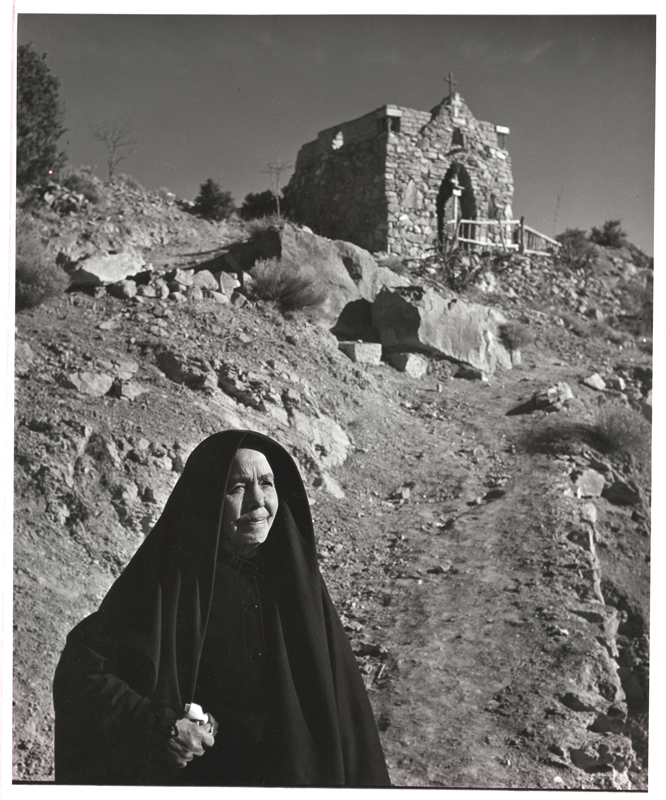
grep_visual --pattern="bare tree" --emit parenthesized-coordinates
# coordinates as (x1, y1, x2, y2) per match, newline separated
(261, 159, 292, 217)
(90, 119, 138, 180)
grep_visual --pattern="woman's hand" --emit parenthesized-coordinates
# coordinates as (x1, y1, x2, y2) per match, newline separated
(161, 718, 216, 768)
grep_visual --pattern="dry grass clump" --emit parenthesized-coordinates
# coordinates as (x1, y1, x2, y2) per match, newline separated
(251, 258, 327, 312)
(15, 211, 68, 311)
(60, 166, 102, 204)
(112, 173, 145, 192)
(244, 214, 285, 237)
(520, 403, 651, 465)
(519, 418, 592, 457)
(593, 404, 651, 459)
(499, 321, 534, 351)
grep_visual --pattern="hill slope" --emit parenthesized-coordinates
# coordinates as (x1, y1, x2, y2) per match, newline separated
(12, 192, 651, 788)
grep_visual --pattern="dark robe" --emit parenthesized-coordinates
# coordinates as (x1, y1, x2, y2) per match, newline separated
(53, 430, 390, 786)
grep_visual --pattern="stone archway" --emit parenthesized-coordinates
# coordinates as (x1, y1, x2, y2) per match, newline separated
(436, 163, 477, 246)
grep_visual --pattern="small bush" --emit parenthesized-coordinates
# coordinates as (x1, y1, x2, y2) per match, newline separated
(499, 321, 534, 351)
(555, 228, 596, 269)
(60, 166, 101, 204)
(112, 173, 144, 192)
(616, 276, 653, 337)
(244, 214, 285, 237)
(520, 418, 592, 457)
(589, 220, 628, 249)
(433, 249, 488, 292)
(594, 404, 651, 458)
(239, 190, 278, 220)
(251, 258, 327, 312)
(192, 179, 234, 221)
(15, 211, 68, 311)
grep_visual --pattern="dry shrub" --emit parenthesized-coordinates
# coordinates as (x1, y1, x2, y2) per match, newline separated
(112, 173, 144, 192)
(616, 276, 653, 338)
(15, 211, 68, 311)
(244, 214, 285, 237)
(518, 405, 650, 462)
(251, 258, 327, 312)
(60, 166, 102, 204)
(594, 404, 651, 459)
(519, 418, 593, 457)
(499, 321, 534, 351)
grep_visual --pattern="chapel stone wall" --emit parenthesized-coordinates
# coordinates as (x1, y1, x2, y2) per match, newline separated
(286, 94, 515, 257)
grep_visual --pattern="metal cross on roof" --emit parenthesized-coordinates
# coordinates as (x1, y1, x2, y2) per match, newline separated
(444, 71, 458, 96)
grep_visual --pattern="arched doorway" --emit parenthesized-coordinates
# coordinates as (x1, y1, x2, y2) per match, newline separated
(436, 164, 477, 248)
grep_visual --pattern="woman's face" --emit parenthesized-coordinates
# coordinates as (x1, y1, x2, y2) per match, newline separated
(221, 448, 279, 557)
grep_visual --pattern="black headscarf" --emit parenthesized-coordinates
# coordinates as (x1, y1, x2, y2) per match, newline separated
(53, 430, 390, 786)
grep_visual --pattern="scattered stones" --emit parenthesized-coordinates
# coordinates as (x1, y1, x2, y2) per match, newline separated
(313, 473, 346, 499)
(167, 268, 195, 288)
(230, 291, 248, 307)
(136, 284, 157, 298)
(582, 373, 607, 391)
(385, 351, 429, 378)
(110, 380, 149, 401)
(580, 503, 598, 524)
(573, 469, 606, 498)
(61, 371, 114, 397)
(338, 342, 383, 365)
(216, 271, 241, 295)
(191, 269, 219, 290)
(602, 481, 641, 506)
(108, 279, 138, 300)
(559, 692, 597, 712)
(186, 285, 205, 302)
(568, 736, 635, 773)
(152, 278, 171, 299)
(98, 319, 120, 331)
(607, 376, 626, 391)
(156, 350, 217, 392)
(15, 341, 34, 377)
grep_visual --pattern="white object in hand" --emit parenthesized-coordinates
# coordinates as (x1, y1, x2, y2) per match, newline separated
(184, 702, 209, 725)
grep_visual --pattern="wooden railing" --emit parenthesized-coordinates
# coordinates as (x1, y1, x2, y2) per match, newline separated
(442, 218, 560, 255)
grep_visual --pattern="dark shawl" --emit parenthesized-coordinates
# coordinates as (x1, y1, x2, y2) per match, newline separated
(53, 430, 390, 786)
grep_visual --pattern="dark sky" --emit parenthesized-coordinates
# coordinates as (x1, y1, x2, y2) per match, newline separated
(17, 14, 655, 253)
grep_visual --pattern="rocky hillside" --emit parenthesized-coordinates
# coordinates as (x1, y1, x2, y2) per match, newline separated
(13, 182, 652, 788)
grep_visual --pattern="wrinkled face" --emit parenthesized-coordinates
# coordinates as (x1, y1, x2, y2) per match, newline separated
(221, 448, 278, 557)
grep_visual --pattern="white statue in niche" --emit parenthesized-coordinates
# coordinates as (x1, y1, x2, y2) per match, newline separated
(331, 131, 344, 150)
(403, 179, 422, 210)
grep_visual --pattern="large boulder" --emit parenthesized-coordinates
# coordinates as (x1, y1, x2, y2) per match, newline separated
(222, 224, 408, 328)
(371, 285, 512, 375)
(68, 248, 148, 287)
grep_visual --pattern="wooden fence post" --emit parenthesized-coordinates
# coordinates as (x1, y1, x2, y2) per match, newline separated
(519, 216, 525, 254)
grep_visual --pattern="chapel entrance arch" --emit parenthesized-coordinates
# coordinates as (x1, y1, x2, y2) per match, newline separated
(436, 164, 477, 249)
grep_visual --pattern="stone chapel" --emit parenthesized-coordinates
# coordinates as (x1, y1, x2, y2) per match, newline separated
(285, 89, 515, 258)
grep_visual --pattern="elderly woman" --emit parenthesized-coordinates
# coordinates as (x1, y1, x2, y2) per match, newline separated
(53, 430, 390, 786)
